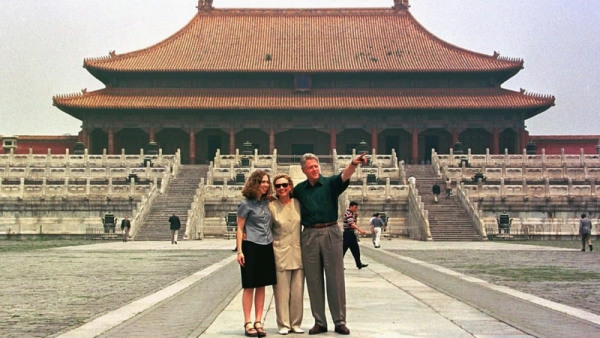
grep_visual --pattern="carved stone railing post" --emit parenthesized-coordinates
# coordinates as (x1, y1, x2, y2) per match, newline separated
(108, 177, 113, 198)
(407, 183, 432, 241)
(41, 177, 47, 198)
(63, 177, 69, 198)
(19, 177, 25, 199)
(85, 177, 90, 198)
(457, 183, 487, 238)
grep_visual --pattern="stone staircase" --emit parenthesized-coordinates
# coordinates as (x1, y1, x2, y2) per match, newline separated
(134, 165, 208, 241)
(405, 164, 485, 241)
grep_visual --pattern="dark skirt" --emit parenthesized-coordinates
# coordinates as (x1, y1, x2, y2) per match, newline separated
(240, 240, 277, 289)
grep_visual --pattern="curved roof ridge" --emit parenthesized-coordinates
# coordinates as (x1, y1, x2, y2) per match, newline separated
(53, 86, 555, 103)
(520, 88, 556, 102)
(200, 7, 398, 15)
(84, 6, 524, 74)
(402, 10, 523, 68)
(84, 13, 199, 67)
(52, 91, 85, 100)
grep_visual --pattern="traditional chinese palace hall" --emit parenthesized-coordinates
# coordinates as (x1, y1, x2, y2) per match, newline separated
(53, 0, 555, 164)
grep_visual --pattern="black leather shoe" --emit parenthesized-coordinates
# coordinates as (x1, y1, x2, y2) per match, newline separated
(334, 324, 350, 335)
(308, 324, 327, 335)
(358, 263, 368, 269)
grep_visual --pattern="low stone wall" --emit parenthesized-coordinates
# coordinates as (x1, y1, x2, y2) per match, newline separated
(446, 165, 600, 182)
(436, 149, 600, 168)
(462, 182, 599, 200)
(0, 150, 179, 169)
(479, 209, 599, 239)
(0, 198, 138, 236)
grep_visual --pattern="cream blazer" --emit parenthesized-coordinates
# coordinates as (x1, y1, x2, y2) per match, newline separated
(269, 198, 303, 271)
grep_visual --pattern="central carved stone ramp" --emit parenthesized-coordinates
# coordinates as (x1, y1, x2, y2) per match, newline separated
(405, 164, 484, 241)
(135, 165, 208, 241)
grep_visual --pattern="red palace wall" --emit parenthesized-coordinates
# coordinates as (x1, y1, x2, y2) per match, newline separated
(0, 135, 78, 155)
(529, 135, 600, 155)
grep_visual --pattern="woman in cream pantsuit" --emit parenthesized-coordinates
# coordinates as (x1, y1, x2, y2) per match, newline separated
(269, 174, 305, 335)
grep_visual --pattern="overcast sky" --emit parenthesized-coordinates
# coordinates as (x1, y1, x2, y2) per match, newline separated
(1, 0, 598, 136)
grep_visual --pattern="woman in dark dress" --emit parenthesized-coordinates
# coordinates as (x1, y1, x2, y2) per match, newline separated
(237, 169, 277, 337)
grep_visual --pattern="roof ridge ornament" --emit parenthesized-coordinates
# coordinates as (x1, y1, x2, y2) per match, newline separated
(197, 0, 213, 11)
(393, 0, 410, 10)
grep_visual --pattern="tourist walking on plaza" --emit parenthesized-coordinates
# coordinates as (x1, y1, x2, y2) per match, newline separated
(293, 152, 367, 335)
(579, 213, 593, 252)
(168, 213, 181, 244)
(370, 212, 386, 248)
(237, 170, 276, 337)
(432, 182, 441, 203)
(342, 201, 368, 268)
(268, 174, 305, 335)
(120, 216, 131, 242)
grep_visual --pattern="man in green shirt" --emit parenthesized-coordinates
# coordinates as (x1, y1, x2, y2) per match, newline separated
(293, 152, 367, 335)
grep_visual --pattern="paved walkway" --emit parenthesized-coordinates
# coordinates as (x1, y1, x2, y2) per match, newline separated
(52, 239, 600, 338)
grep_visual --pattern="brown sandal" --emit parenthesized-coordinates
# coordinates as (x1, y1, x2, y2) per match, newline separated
(245, 322, 258, 337)
(254, 321, 267, 337)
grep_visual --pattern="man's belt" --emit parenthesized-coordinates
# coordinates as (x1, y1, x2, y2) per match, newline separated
(304, 221, 337, 229)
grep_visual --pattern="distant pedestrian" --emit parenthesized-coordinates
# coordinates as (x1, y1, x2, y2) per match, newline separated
(579, 213, 593, 252)
(444, 178, 452, 198)
(120, 216, 131, 242)
(370, 213, 386, 248)
(169, 213, 181, 244)
(432, 183, 441, 203)
(343, 201, 368, 269)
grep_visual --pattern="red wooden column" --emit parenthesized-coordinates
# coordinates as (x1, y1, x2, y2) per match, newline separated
(371, 128, 378, 153)
(452, 128, 459, 145)
(148, 127, 155, 142)
(107, 128, 114, 155)
(330, 128, 337, 154)
(269, 128, 275, 154)
(519, 128, 529, 153)
(189, 128, 196, 164)
(229, 128, 235, 154)
(79, 128, 89, 148)
(492, 127, 499, 154)
(411, 128, 418, 164)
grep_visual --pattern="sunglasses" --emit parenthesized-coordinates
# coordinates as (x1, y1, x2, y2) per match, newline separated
(274, 183, 289, 189)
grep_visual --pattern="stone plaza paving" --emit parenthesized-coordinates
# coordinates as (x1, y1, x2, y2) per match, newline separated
(1, 239, 599, 337)
(397, 244, 600, 316)
(0, 241, 232, 337)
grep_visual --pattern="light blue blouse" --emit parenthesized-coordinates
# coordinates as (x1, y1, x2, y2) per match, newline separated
(237, 198, 273, 245)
